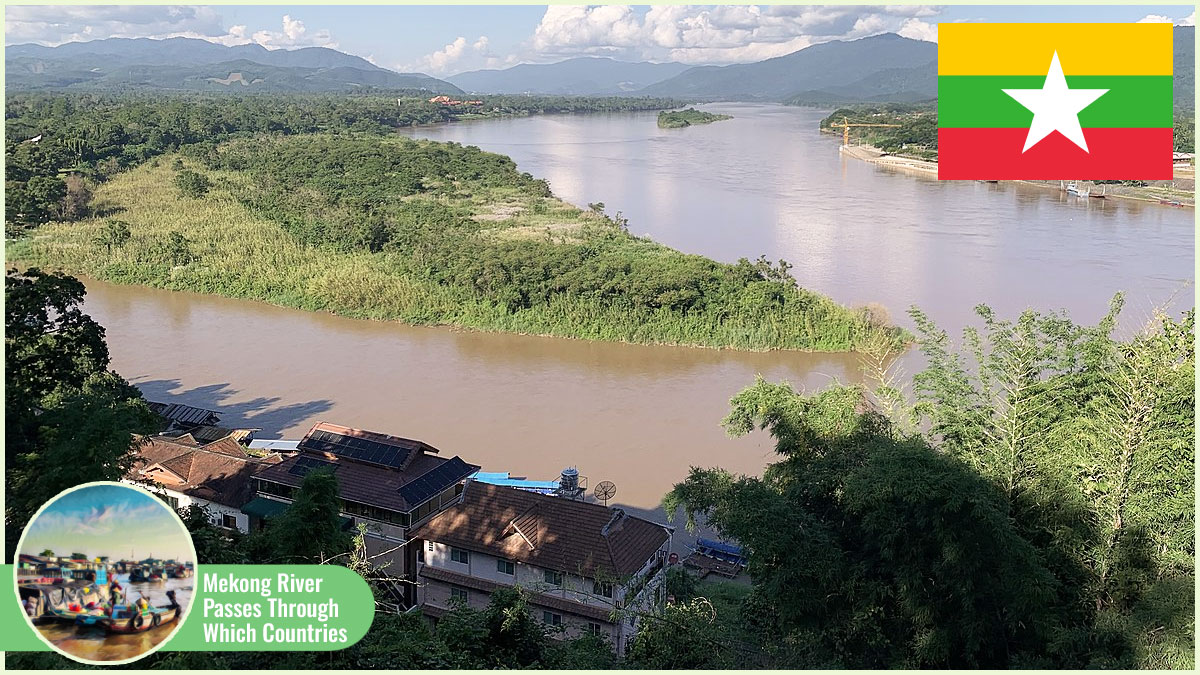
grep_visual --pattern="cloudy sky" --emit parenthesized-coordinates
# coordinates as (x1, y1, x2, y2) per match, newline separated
(19, 484, 193, 562)
(5, 4, 1196, 76)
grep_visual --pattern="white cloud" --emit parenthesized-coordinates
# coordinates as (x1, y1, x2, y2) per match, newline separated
(1179, 11, 1196, 26)
(407, 34, 492, 74)
(518, 4, 945, 66)
(897, 18, 938, 43)
(248, 14, 336, 50)
(6, 6, 337, 51)
(1137, 14, 1175, 23)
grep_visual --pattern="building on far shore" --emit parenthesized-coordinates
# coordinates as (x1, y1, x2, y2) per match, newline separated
(129, 433, 282, 532)
(247, 422, 480, 607)
(413, 482, 672, 656)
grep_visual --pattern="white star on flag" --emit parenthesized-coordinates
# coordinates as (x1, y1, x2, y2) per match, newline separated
(1002, 51, 1108, 153)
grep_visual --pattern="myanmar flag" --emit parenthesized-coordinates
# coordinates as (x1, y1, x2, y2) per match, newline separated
(938, 23, 1174, 180)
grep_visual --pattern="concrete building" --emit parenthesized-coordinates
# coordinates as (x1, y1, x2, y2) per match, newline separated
(413, 482, 672, 655)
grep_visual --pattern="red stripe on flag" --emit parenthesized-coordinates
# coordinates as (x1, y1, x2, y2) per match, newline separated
(938, 127, 1174, 180)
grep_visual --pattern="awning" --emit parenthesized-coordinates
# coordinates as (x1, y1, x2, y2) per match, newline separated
(241, 496, 290, 519)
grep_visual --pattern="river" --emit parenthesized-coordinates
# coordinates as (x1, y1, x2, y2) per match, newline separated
(78, 103, 1193, 511)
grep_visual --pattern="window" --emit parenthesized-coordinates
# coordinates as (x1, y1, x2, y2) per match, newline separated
(587, 622, 602, 636)
(221, 514, 238, 529)
(157, 493, 180, 510)
(497, 559, 515, 575)
(593, 580, 613, 598)
(543, 569, 563, 586)
(542, 611, 562, 626)
(417, 546, 424, 563)
(450, 547, 470, 564)
(450, 586, 468, 603)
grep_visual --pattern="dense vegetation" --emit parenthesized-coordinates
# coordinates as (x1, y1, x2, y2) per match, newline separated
(4, 269, 161, 553)
(6, 94, 898, 351)
(657, 108, 733, 129)
(664, 297, 1195, 668)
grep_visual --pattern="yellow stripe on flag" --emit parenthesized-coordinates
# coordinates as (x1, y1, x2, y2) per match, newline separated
(939, 23, 1172, 76)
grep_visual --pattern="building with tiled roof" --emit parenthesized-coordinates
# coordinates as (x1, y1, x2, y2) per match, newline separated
(413, 482, 672, 655)
(129, 434, 282, 532)
(249, 422, 480, 607)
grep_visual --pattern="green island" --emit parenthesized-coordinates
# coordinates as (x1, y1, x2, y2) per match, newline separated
(657, 108, 734, 129)
(6, 94, 899, 352)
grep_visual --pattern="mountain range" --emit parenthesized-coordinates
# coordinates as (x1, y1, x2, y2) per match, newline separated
(5, 28, 1193, 108)
(5, 36, 462, 93)
(449, 57, 691, 95)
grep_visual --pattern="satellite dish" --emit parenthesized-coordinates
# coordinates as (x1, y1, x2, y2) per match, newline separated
(594, 481, 617, 507)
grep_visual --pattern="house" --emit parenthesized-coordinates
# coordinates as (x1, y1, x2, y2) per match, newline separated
(129, 433, 282, 532)
(412, 482, 672, 656)
(247, 422, 480, 607)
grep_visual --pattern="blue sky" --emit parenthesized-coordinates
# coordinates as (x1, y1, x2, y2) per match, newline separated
(19, 484, 193, 562)
(5, 5, 1195, 76)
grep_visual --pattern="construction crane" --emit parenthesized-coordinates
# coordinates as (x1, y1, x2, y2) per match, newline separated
(829, 116, 901, 146)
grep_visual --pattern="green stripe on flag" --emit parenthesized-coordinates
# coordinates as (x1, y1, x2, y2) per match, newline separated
(938, 75, 1173, 128)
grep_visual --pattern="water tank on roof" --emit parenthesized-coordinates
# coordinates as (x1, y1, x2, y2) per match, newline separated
(559, 467, 579, 493)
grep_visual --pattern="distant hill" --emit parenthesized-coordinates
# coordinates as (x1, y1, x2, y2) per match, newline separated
(640, 33, 936, 101)
(5, 36, 462, 94)
(787, 61, 937, 105)
(449, 57, 691, 95)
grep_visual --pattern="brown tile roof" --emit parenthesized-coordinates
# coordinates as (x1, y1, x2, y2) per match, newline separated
(414, 483, 670, 579)
(132, 435, 274, 508)
(257, 450, 478, 513)
(420, 566, 615, 622)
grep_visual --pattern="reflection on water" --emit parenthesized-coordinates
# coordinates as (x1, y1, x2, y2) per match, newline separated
(34, 576, 193, 662)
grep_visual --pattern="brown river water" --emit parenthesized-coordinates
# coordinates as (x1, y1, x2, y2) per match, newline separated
(74, 103, 1193, 513)
(33, 575, 193, 662)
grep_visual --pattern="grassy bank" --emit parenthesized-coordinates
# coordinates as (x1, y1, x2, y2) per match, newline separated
(9, 136, 901, 351)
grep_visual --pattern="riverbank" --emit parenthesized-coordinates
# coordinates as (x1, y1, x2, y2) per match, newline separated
(840, 143, 1196, 207)
(8, 136, 902, 353)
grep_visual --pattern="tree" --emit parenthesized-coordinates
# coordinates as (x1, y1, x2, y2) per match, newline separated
(5, 269, 158, 557)
(39, 549, 54, 558)
(60, 173, 93, 220)
(94, 219, 131, 254)
(665, 380, 1069, 668)
(261, 469, 350, 563)
(906, 297, 1194, 668)
(174, 168, 212, 198)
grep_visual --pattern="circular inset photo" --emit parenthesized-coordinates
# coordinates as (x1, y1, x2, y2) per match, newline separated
(14, 481, 197, 664)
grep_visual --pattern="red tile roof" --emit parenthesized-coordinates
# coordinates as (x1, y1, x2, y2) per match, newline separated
(414, 482, 670, 579)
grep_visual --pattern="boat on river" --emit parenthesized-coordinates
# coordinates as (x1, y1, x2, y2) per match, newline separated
(76, 592, 183, 634)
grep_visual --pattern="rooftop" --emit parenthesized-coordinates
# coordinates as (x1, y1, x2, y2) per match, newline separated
(133, 434, 282, 507)
(414, 482, 671, 579)
(256, 422, 477, 514)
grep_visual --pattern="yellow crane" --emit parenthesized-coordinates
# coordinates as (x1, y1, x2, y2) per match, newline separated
(829, 116, 901, 146)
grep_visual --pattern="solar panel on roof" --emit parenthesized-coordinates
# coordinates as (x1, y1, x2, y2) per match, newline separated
(298, 429, 411, 469)
(397, 457, 476, 506)
(288, 455, 338, 478)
